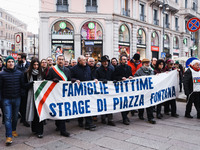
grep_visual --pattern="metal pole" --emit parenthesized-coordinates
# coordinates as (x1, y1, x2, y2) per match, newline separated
(162, 0, 165, 56)
(34, 34, 36, 57)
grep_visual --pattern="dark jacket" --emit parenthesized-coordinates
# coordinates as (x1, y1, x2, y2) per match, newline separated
(154, 68, 165, 74)
(183, 68, 193, 96)
(90, 65, 98, 79)
(134, 66, 154, 77)
(113, 64, 132, 81)
(96, 65, 114, 81)
(0, 67, 24, 99)
(16, 61, 30, 73)
(71, 63, 94, 82)
(46, 65, 71, 81)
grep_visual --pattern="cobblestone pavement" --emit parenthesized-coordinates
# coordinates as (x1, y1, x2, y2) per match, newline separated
(0, 101, 200, 150)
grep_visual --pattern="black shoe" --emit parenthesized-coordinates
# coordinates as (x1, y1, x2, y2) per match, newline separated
(127, 117, 130, 122)
(60, 131, 70, 137)
(185, 114, 193, 118)
(171, 114, 179, 118)
(37, 134, 43, 138)
(131, 110, 135, 116)
(164, 112, 170, 115)
(78, 122, 84, 128)
(139, 116, 144, 120)
(107, 121, 116, 126)
(157, 114, 162, 119)
(123, 119, 130, 125)
(85, 124, 96, 131)
(23, 121, 30, 127)
(148, 119, 156, 124)
(101, 119, 106, 124)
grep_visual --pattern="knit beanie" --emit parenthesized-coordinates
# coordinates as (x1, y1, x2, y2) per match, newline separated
(5, 55, 15, 67)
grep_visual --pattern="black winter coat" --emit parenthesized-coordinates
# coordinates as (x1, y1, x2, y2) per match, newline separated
(46, 65, 71, 81)
(16, 61, 30, 73)
(71, 63, 93, 81)
(96, 65, 114, 81)
(0, 67, 24, 99)
(183, 68, 193, 96)
(113, 64, 132, 81)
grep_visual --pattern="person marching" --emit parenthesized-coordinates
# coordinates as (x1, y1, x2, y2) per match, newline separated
(134, 58, 156, 124)
(25, 58, 44, 138)
(46, 54, 71, 137)
(183, 60, 200, 119)
(96, 55, 115, 126)
(0, 56, 24, 145)
(113, 55, 133, 125)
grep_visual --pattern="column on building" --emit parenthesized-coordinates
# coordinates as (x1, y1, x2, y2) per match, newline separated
(146, 28, 152, 59)
(105, 19, 113, 58)
(39, 17, 50, 60)
(131, 22, 137, 56)
(74, 33, 81, 59)
(113, 20, 119, 58)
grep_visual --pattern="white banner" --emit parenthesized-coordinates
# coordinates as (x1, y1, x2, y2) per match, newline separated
(34, 70, 178, 121)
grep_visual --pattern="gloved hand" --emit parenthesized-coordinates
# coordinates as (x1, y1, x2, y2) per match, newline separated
(102, 79, 107, 84)
(53, 78, 59, 83)
(113, 80, 117, 84)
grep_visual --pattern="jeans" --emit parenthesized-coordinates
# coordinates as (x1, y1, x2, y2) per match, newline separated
(2, 97, 21, 137)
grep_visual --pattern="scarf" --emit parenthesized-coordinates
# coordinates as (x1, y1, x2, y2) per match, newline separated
(32, 69, 39, 76)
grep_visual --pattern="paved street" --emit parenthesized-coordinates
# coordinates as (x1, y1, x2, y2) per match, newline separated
(0, 100, 200, 150)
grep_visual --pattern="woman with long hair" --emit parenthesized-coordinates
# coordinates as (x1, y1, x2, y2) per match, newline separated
(0, 58, 4, 124)
(25, 58, 44, 138)
(154, 59, 165, 119)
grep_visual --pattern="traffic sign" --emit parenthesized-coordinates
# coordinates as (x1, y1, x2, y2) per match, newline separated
(187, 17, 200, 32)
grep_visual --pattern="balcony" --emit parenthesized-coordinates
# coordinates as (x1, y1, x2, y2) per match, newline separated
(57, 4, 69, 12)
(140, 14, 146, 22)
(165, 23, 170, 28)
(122, 8, 130, 17)
(179, 8, 199, 19)
(153, 19, 159, 25)
(150, 0, 179, 14)
(86, 5, 98, 13)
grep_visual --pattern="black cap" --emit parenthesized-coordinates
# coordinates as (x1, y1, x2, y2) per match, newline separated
(133, 53, 140, 60)
(101, 55, 110, 62)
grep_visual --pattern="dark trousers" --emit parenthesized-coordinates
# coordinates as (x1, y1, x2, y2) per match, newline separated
(19, 95, 27, 122)
(185, 93, 200, 117)
(121, 111, 129, 121)
(78, 117, 93, 126)
(55, 120, 66, 133)
(138, 107, 154, 120)
(32, 107, 43, 134)
(156, 104, 162, 115)
(0, 100, 5, 122)
(164, 99, 177, 115)
(101, 114, 113, 121)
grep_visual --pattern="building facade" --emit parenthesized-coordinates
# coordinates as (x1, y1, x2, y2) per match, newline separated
(39, 0, 200, 61)
(27, 32, 39, 59)
(0, 8, 28, 58)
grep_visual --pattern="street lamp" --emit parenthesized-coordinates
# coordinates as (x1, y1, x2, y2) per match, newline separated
(160, 0, 169, 58)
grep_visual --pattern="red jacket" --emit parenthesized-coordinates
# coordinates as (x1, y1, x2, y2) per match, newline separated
(128, 60, 142, 76)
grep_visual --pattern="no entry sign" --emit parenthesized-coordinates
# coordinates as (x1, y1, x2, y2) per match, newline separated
(14, 32, 23, 52)
(187, 17, 200, 32)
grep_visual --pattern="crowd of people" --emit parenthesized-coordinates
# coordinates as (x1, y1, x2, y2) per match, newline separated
(0, 52, 200, 146)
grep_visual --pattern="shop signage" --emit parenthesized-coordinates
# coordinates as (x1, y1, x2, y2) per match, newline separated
(173, 49, 179, 53)
(85, 41, 94, 45)
(52, 40, 74, 44)
(152, 32, 156, 38)
(11, 53, 18, 60)
(183, 38, 187, 45)
(88, 22, 95, 30)
(138, 29, 142, 36)
(121, 25, 125, 32)
(59, 22, 67, 29)
(151, 46, 159, 52)
(119, 42, 130, 46)
(137, 44, 146, 48)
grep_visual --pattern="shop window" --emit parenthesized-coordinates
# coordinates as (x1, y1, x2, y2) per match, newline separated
(119, 24, 130, 58)
(51, 20, 74, 61)
(151, 32, 159, 46)
(81, 21, 103, 61)
(137, 28, 146, 45)
(57, 0, 68, 12)
(86, 0, 97, 13)
(173, 36, 179, 49)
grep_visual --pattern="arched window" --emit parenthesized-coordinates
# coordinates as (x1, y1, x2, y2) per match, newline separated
(119, 24, 130, 42)
(164, 34, 169, 48)
(173, 36, 179, 49)
(137, 28, 146, 45)
(151, 31, 159, 46)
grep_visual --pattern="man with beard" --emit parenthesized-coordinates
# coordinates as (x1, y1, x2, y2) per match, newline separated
(46, 54, 71, 137)
(16, 53, 30, 127)
(113, 55, 133, 125)
(134, 58, 156, 124)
